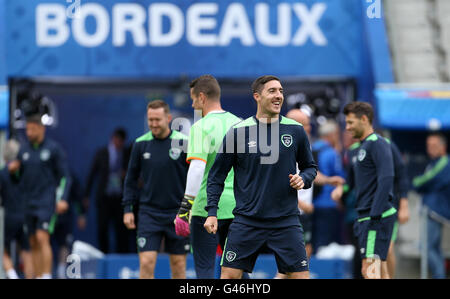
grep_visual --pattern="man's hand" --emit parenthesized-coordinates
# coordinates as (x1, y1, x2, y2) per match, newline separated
(123, 212, 136, 229)
(56, 200, 69, 214)
(327, 176, 346, 186)
(289, 174, 305, 190)
(398, 198, 410, 224)
(77, 215, 87, 230)
(7, 160, 20, 173)
(204, 216, 218, 234)
(314, 172, 345, 186)
(174, 196, 194, 237)
(331, 185, 344, 202)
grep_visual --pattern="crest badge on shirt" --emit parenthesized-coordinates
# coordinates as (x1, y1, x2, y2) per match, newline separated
(169, 148, 181, 160)
(281, 134, 293, 148)
(40, 149, 51, 161)
(22, 152, 30, 161)
(358, 149, 366, 162)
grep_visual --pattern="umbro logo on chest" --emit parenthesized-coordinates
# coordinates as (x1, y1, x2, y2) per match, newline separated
(143, 152, 151, 159)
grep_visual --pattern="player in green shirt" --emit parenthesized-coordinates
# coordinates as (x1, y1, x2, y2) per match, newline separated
(174, 75, 241, 278)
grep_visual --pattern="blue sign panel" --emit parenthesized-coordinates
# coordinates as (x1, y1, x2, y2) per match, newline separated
(5, 0, 363, 78)
(0, 0, 6, 84)
(0, 89, 8, 129)
(80, 253, 352, 279)
(376, 88, 450, 130)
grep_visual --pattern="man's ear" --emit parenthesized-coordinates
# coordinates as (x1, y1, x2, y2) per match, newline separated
(253, 92, 260, 103)
(167, 113, 173, 123)
(361, 114, 369, 125)
(201, 91, 207, 100)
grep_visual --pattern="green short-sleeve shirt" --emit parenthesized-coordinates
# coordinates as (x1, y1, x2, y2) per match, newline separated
(187, 111, 241, 219)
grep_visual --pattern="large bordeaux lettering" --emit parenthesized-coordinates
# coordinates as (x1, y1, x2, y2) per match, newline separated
(36, 2, 327, 47)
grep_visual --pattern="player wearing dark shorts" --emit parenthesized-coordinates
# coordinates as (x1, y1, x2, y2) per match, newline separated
(205, 76, 317, 279)
(1, 166, 29, 250)
(344, 102, 395, 279)
(122, 100, 189, 279)
(0, 140, 33, 278)
(19, 138, 70, 236)
(16, 116, 71, 279)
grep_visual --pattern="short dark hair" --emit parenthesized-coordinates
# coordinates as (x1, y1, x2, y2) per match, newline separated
(26, 114, 43, 125)
(189, 75, 221, 101)
(251, 75, 281, 94)
(112, 127, 127, 141)
(343, 101, 374, 124)
(147, 99, 170, 114)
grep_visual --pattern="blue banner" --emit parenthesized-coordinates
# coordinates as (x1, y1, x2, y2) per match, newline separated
(0, 89, 8, 129)
(376, 87, 450, 130)
(5, 0, 363, 78)
(361, 0, 393, 84)
(0, 0, 5, 84)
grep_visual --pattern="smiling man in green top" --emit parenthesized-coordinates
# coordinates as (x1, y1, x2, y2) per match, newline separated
(174, 74, 241, 279)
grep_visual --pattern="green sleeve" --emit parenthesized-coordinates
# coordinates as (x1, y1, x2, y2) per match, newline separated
(187, 122, 208, 163)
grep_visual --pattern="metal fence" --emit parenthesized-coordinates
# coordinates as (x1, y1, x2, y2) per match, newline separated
(420, 206, 450, 279)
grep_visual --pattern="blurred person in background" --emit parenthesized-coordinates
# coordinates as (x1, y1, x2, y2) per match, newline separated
(84, 128, 131, 253)
(413, 132, 450, 279)
(274, 108, 315, 279)
(1, 139, 33, 279)
(51, 171, 87, 278)
(12, 114, 72, 279)
(123, 100, 189, 279)
(311, 119, 346, 252)
(379, 132, 410, 278)
(286, 109, 314, 257)
(285, 110, 345, 254)
(332, 130, 363, 278)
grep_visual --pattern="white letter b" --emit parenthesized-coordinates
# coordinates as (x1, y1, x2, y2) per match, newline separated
(36, 4, 69, 47)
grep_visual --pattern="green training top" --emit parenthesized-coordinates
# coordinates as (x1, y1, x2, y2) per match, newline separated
(187, 111, 241, 219)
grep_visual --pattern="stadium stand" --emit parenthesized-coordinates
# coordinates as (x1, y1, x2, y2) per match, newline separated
(436, 0, 450, 79)
(384, 0, 445, 83)
(383, 0, 450, 278)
